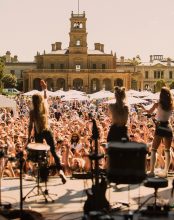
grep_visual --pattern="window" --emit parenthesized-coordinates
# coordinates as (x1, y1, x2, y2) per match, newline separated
(102, 64, 106, 69)
(76, 65, 81, 71)
(93, 64, 96, 69)
(20, 70, 23, 78)
(145, 71, 149, 79)
(154, 70, 164, 79)
(10, 70, 15, 75)
(50, 64, 54, 69)
(169, 71, 173, 79)
(161, 71, 164, 79)
(76, 40, 81, 46)
(60, 64, 64, 69)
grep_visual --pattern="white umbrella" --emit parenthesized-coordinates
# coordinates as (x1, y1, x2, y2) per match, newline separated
(54, 90, 66, 97)
(40, 90, 58, 97)
(142, 92, 159, 100)
(61, 94, 89, 101)
(23, 90, 40, 96)
(89, 90, 114, 100)
(104, 96, 147, 105)
(66, 90, 85, 95)
(126, 90, 141, 97)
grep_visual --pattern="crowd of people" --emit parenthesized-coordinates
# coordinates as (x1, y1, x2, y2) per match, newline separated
(0, 84, 174, 182)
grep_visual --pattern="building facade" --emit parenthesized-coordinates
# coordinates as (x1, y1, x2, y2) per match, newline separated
(4, 12, 174, 93)
(4, 51, 36, 90)
(137, 55, 174, 91)
(23, 11, 133, 92)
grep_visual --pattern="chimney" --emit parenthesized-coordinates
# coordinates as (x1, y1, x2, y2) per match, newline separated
(55, 42, 62, 50)
(120, 56, 124, 63)
(150, 55, 153, 63)
(167, 57, 171, 66)
(13, 55, 18, 62)
(100, 44, 104, 52)
(5, 51, 11, 62)
(51, 43, 56, 51)
(94, 43, 101, 51)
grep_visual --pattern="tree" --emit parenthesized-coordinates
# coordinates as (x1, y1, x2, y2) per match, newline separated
(0, 56, 5, 90)
(155, 79, 166, 92)
(2, 73, 17, 88)
(169, 81, 174, 89)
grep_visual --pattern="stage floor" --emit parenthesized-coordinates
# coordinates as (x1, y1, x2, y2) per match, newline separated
(1, 175, 174, 219)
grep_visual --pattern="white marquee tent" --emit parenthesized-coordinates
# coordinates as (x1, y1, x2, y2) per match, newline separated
(0, 95, 17, 116)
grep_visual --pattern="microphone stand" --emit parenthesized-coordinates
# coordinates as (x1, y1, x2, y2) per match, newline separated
(84, 119, 110, 214)
(18, 151, 24, 216)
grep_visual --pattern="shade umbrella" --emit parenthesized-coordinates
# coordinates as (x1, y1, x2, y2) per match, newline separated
(89, 90, 114, 100)
(23, 90, 40, 96)
(104, 96, 147, 105)
(54, 90, 66, 97)
(61, 94, 89, 101)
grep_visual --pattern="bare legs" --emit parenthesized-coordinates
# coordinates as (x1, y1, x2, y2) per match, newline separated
(148, 135, 172, 177)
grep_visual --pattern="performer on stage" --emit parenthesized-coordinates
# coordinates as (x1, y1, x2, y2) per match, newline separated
(141, 87, 173, 177)
(107, 86, 129, 142)
(28, 80, 66, 184)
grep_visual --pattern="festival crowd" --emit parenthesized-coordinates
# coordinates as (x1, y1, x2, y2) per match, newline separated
(0, 89, 174, 180)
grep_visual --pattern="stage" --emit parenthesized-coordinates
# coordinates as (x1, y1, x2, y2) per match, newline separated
(1, 175, 174, 219)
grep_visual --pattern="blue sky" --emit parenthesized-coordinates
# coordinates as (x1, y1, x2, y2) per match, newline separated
(0, 0, 174, 62)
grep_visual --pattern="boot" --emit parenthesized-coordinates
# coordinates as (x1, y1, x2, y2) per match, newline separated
(147, 149, 157, 177)
(59, 170, 67, 184)
(158, 150, 170, 178)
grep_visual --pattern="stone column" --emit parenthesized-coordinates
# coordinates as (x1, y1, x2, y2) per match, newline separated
(111, 79, 115, 90)
(28, 76, 32, 91)
(53, 78, 57, 91)
(99, 79, 103, 90)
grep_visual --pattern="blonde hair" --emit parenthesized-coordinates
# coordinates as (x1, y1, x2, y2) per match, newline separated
(114, 86, 126, 113)
(32, 94, 48, 133)
(114, 86, 126, 103)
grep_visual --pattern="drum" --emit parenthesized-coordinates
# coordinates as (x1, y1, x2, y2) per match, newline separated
(27, 143, 50, 163)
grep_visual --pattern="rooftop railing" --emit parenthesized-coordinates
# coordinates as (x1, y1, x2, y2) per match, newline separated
(27, 69, 130, 74)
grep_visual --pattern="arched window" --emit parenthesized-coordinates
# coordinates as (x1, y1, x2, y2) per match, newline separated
(76, 40, 81, 46)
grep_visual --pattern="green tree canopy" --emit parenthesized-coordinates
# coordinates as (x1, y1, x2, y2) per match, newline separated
(2, 73, 17, 88)
(155, 79, 166, 92)
(169, 81, 174, 89)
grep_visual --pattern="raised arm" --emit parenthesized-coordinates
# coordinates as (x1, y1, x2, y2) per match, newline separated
(141, 102, 158, 114)
(40, 80, 47, 99)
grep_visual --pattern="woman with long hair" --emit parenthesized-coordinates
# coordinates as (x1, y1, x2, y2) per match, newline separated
(28, 81, 66, 184)
(107, 86, 129, 142)
(141, 87, 174, 177)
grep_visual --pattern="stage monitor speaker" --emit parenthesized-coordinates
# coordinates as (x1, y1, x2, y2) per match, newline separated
(107, 141, 147, 184)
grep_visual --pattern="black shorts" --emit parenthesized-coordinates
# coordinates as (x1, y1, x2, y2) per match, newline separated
(107, 124, 129, 142)
(155, 121, 173, 138)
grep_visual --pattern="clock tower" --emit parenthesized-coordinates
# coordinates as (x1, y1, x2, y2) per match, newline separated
(69, 11, 88, 54)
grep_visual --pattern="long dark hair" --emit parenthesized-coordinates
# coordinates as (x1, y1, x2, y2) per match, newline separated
(159, 87, 173, 111)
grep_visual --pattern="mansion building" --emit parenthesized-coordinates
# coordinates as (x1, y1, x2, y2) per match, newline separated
(4, 11, 174, 92)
